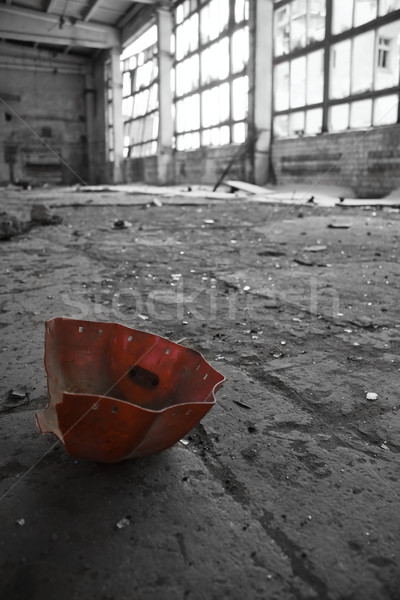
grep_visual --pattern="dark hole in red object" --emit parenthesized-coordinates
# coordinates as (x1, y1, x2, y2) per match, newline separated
(129, 365, 159, 389)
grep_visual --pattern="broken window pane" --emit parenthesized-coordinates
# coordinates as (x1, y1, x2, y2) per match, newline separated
(176, 13, 199, 60)
(290, 56, 306, 108)
(373, 94, 399, 125)
(200, 0, 229, 44)
(329, 103, 349, 131)
(289, 111, 305, 136)
(330, 39, 351, 99)
(232, 121, 246, 143)
(308, 0, 326, 44)
(332, 0, 354, 34)
(232, 76, 248, 121)
(352, 31, 374, 94)
(354, 0, 377, 26)
(306, 50, 324, 105)
(350, 98, 372, 128)
(379, 0, 400, 15)
(232, 27, 249, 74)
(291, 0, 307, 51)
(305, 107, 323, 134)
(275, 5, 290, 56)
(274, 114, 289, 138)
(201, 37, 229, 85)
(375, 22, 400, 90)
(274, 62, 290, 111)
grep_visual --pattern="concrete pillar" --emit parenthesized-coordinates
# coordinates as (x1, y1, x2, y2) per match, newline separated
(249, 0, 274, 185)
(110, 46, 124, 183)
(157, 5, 173, 184)
(84, 71, 95, 184)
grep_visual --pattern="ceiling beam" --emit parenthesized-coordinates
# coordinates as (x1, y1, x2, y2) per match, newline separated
(0, 5, 120, 49)
(46, 0, 59, 13)
(83, 0, 103, 22)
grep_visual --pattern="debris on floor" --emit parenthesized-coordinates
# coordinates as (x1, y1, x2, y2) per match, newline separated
(303, 244, 328, 252)
(115, 517, 131, 530)
(36, 317, 225, 462)
(113, 219, 132, 229)
(0, 211, 26, 240)
(366, 392, 379, 401)
(30, 204, 62, 226)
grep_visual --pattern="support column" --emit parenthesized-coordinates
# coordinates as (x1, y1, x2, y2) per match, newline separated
(84, 71, 95, 183)
(157, 5, 173, 184)
(249, 0, 274, 185)
(110, 46, 124, 183)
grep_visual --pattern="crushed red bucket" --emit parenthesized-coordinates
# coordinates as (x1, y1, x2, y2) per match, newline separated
(36, 318, 225, 463)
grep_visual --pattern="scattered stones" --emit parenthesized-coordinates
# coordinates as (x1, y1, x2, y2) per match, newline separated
(366, 392, 378, 401)
(115, 517, 131, 530)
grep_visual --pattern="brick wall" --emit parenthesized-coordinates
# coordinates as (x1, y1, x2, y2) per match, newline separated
(271, 125, 400, 198)
(0, 67, 87, 186)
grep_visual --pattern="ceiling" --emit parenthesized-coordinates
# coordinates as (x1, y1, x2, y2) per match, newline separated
(0, 0, 163, 57)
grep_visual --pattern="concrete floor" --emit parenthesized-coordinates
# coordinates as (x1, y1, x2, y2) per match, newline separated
(0, 186, 399, 600)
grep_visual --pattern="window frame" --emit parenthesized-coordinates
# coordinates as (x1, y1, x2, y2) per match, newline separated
(273, 0, 400, 139)
(173, 0, 250, 151)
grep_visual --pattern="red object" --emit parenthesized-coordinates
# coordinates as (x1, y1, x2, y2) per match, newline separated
(36, 318, 225, 463)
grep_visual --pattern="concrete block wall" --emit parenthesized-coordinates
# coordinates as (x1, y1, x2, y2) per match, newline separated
(271, 125, 400, 198)
(0, 67, 88, 186)
(173, 145, 247, 186)
(123, 156, 158, 183)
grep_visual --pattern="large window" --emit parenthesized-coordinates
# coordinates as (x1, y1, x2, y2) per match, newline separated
(273, 0, 400, 138)
(174, 0, 249, 151)
(120, 25, 159, 158)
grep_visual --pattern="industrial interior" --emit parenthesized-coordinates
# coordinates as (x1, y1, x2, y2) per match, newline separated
(0, 1, 400, 599)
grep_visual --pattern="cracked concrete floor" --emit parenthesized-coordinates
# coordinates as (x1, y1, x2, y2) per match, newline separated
(0, 187, 399, 600)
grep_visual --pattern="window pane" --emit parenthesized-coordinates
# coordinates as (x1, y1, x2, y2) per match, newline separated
(176, 55, 199, 97)
(274, 114, 289, 138)
(274, 62, 290, 110)
(233, 122, 247, 143)
(176, 94, 200, 132)
(308, 0, 326, 44)
(200, 0, 229, 44)
(290, 56, 306, 108)
(352, 31, 374, 94)
(232, 76, 248, 120)
(201, 37, 229, 85)
(373, 94, 399, 125)
(307, 50, 324, 104)
(291, 0, 307, 51)
(375, 22, 400, 90)
(354, 0, 377, 26)
(379, 0, 400, 15)
(201, 83, 230, 127)
(235, 0, 249, 22)
(289, 111, 305, 136)
(350, 99, 372, 128)
(305, 107, 323, 134)
(232, 27, 249, 73)
(332, 0, 354, 34)
(275, 5, 290, 56)
(330, 104, 349, 131)
(330, 40, 351, 99)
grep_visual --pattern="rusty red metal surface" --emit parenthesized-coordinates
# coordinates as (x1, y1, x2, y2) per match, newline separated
(36, 318, 225, 463)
